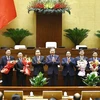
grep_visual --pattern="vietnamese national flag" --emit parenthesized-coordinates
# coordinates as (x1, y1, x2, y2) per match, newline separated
(0, 0, 16, 29)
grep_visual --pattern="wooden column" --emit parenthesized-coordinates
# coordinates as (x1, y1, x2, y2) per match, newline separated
(36, 13, 62, 47)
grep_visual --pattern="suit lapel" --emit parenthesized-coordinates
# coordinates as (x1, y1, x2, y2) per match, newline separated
(18, 59, 23, 65)
(65, 57, 67, 62)
(50, 55, 52, 59)
(34, 56, 37, 62)
(40, 56, 42, 61)
(5, 56, 8, 62)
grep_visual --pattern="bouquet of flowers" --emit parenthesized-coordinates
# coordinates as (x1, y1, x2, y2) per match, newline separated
(77, 60, 87, 77)
(89, 60, 99, 71)
(22, 56, 32, 76)
(83, 72, 100, 86)
(1, 60, 17, 74)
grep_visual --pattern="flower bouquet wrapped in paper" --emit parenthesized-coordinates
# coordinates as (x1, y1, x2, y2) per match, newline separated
(89, 60, 99, 71)
(22, 56, 31, 76)
(77, 60, 87, 76)
(1, 60, 17, 74)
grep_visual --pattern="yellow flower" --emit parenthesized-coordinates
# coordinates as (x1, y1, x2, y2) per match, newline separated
(44, 2, 54, 9)
(28, 0, 71, 14)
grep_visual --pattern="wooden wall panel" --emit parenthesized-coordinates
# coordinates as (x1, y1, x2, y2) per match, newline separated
(36, 13, 62, 47)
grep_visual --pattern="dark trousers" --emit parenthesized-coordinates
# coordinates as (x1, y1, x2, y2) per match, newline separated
(76, 75, 85, 86)
(2, 71, 13, 86)
(17, 73, 26, 86)
(48, 72, 58, 86)
(63, 73, 75, 86)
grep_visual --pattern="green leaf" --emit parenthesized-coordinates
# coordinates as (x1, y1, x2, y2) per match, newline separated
(2, 28, 32, 45)
(82, 72, 100, 86)
(95, 30, 100, 38)
(29, 72, 49, 86)
(64, 27, 90, 46)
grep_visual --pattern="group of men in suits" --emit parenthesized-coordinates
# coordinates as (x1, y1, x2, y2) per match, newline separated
(0, 48, 100, 86)
(32, 48, 60, 86)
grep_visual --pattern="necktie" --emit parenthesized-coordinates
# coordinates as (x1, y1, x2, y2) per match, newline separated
(93, 57, 97, 61)
(67, 57, 70, 63)
(19, 58, 22, 62)
(80, 56, 83, 60)
(37, 56, 40, 61)
(52, 55, 55, 61)
(7, 56, 10, 61)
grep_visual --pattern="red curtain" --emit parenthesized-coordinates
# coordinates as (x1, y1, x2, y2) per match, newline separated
(0, 0, 17, 29)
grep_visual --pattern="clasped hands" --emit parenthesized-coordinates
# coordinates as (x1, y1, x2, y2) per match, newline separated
(37, 60, 41, 64)
(52, 58, 56, 62)
(67, 59, 71, 64)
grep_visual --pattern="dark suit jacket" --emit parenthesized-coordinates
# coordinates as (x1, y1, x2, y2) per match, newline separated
(0, 55, 15, 73)
(62, 57, 75, 76)
(75, 56, 88, 63)
(32, 56, 45, 75)
(15, 59, 25, 76)
(46, 55, 60, 75)
(89, 57, 100, 62)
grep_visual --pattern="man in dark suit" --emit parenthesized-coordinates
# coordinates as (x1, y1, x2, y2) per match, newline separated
(15, 52, 26, 86)
(46, 48, 60, 86)
(75, 49, 88, 86)
(89, 51, 100, 75)
(62, 51, 76, 86)
(32, 49, 45, 76)
(0, 49, 15, 86)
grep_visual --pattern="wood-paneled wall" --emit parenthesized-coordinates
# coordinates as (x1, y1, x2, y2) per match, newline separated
(36, 13, 62, 47)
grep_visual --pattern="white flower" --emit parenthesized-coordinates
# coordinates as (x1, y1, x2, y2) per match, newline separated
(87, 73, 89, 77)
(90, 71, 98, 77)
